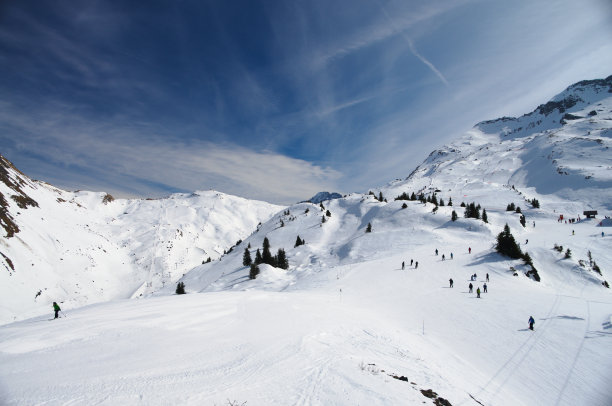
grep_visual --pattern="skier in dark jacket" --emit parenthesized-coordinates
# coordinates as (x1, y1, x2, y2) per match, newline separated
(528, 316, 535, 330)
(449, 278, 453, 288)
(468, 283, 473, 293)
(402, 261, 405, 270)
(53, 302, 61, 319)
(483, 283, 487, 293)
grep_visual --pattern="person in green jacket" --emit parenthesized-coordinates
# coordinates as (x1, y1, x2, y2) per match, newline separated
(53, 302, 61, 319)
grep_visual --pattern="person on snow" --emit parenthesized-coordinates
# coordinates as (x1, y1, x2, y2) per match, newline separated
(528, 316, 535, 330)
(415, 261, 419, 269)
(435, 249, 439, 256)
(450, 253, 453, 260)
(468, 247, 471, 254)
(483, 283, 487, 293)
(476, 287, 481, 298)
(53, 302, 61, 319)
(486, 273, 489, 282)
(449, 278, 454, 288)
(468, 283, 473, 293)
(410, 259, 414, 266)
(402, 261, 405, 270)
(442, 254, 445, 261)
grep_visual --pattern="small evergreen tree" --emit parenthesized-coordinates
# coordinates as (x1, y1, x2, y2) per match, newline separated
(439, 198, 445, 207)
(366, 222, 372, 233)
(506, 203, 516, 211)
(520, 214, 526, 227)
(255, 248, 263, 264)
(275, 248, 289, 270)
(451, 210, 458, 221)
(249, 264, 260, 279)
(295, 236, 303, 248)
(530, 198, 540, 208)
(565, 248, 572, 258)
(460, 202, 466, 207)
(515, 206, 522, 214)
(243, 248, 252, 266)
(379, 191, 384, 202)
(326, 209, 331, 217)
(175, 281, 186, 295)
(448, 197, 453, 206)
(402, 202, 408, 209)
(410, 192, 417, 201)
(482, 208, 488, 223)
(496, 224, 523, 259)
(262, 237, 273, 265)
(321, 215, 327, 223)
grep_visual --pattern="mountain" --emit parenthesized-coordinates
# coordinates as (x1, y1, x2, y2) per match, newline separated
(1, 76, 611, 405)
(305, 191, 343, 204)
(0, 158, 283, 324)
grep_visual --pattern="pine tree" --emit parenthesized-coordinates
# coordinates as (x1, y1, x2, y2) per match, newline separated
(255, 248, 262, 264)
(379, 191, 384, 202)
(366, 222, 372, 233)
(262, 237, 273, 265)
(515, 206, 522, 214)
(482, 208, 488, 223)
(249, 264, 260, 279)
(295, 236, 303, 248)
(402, 202, 408, 209)
(321, 215, 327, 223)
(275, 248, 289, 269)
(451, 210, 458, 221)
(439, 198, 445, 207)
(175, 281, 186, 295)
(530, 198, 540, 208)
(506, 203, 515, 211)
(326, 209, 331, 217)
(410, 192, 417, 201)
(495, 224, 523, 259)
(243, 248, 252, 266)
(565, 248, 572, 258)
(520, 214, 526, 227)
(448, 197, 453, 206)
(460, 202, 466, 207)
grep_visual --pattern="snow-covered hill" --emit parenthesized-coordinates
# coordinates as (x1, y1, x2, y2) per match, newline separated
(0, 158, 282, 324)
(1, 76, 611, 405)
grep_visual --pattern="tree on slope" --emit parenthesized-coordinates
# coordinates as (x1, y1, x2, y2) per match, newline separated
(262, 237, 273, 265)
(176, 282, 186, 295)
(243, 248, 252, 266)
(249, 264, 260, 279)
(496, 224, 523, 259)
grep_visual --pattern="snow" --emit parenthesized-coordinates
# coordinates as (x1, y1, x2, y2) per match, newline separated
(1, 76, 612, 405)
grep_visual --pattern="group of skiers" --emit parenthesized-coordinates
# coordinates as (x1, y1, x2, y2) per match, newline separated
(401, 259, 418, 270)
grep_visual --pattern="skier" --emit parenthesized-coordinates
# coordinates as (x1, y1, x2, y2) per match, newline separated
(468, 283, 473, 293)
(476, 287, 481, 298)
(410, 259, 414, 266)
(525, 239, 528, 244)
(53, 302, 61, 319)
(449, 278, 453, 288)
(415, 261, 419, 269)
(528, 316, 535, 331)
(483, 283, 487, 293)
(468, 247, 471, 254)
(450, 252, 453, 260)
(442, 254, 445, 261)
(435, 249, 438, 256)
(486, 273, 489, 282)
(572, 230, 575, 235)
(402, 261, 405, 270)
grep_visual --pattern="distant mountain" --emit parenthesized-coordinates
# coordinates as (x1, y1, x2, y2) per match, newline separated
(0, 156, 283, 324)
(305, 191, 343, 204)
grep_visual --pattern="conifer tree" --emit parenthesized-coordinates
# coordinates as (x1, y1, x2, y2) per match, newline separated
(460, 202, 466, 207)
(565, 248, 572, 258)
(451, 210, 458, 221)
(402, 202, 408, 209)
(366, 222, 372, 233)
(321, 215, 327, 223)
(295, 236, 303, 248)
(249, 264, 260, 279)
(448, 197, 453, 206)
(262, 237, 273, 265)
(175, 281, 186, 295)
(275, 248, 289, 269)
(482, 208, 488, 223)
(495, 224, 523, 259)
(520, 214, 526, 227)
(410, 192, 417, 201)
(243, 248, 252, 266)
(255, 248, 263, 264)
(379, 191, 384, 202)
(439, 198, 445, 207)
(326, 209, 331, 217)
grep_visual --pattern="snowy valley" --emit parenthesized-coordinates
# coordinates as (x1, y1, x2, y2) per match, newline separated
(1, 76, 611, 405)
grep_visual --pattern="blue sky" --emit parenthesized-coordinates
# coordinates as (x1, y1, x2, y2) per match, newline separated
(1, 0, 611, 204)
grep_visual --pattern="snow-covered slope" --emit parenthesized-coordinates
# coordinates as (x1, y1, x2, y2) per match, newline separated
(0, 158, 282, 324)
(1, 76, 611, 405)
